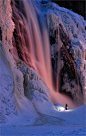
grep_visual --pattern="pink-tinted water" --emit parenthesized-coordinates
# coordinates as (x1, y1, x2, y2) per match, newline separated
(12, 0, 76, 108)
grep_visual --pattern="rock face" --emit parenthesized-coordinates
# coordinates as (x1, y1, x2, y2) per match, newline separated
(59, 24, 83, 104)
(11, 0, 33, 68)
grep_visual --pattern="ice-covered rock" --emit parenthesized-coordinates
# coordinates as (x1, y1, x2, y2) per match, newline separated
(16, 61, 55, 115)
(44, 2, 86, 104)
(0, 0, 17, 123)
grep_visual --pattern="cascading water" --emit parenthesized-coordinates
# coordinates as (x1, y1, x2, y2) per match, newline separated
(11, 0, 76, 108)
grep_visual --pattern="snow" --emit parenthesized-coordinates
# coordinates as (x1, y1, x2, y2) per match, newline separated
(1, 105, 86, 136)
(54, 104, 65, 111)
(1, 125, 86, 136)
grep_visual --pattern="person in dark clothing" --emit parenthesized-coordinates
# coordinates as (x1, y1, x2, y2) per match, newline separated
(65, 104, 68, 110)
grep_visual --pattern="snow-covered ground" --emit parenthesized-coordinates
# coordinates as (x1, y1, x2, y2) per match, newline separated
(1, 125, 86, 136)
(1, 105, 86, 136)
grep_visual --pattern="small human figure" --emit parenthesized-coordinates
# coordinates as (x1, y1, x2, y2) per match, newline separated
(65, 104, 68, 110)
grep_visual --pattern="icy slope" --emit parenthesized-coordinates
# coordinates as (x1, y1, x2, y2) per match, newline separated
(1, 105, 86, 136)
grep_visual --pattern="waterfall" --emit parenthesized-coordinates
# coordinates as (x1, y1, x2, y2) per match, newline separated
(11, 0, 76, 108)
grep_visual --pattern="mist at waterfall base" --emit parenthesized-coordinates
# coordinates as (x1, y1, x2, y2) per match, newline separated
(11, 0, 76, 109)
